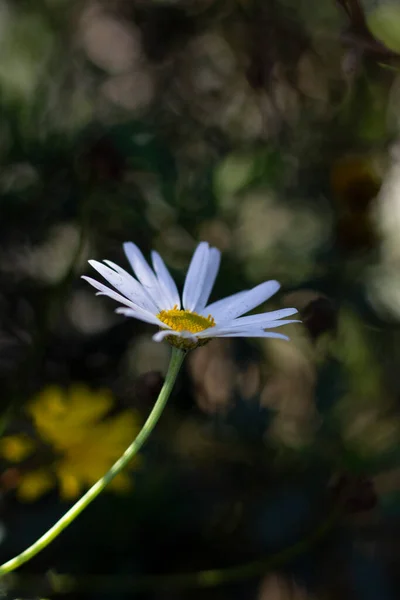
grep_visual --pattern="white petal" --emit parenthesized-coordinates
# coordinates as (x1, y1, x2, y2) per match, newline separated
(103, 259, 161, 311)
(103, 259, 139, 280)
(88, 260, 157, 312)
(201, 290, 249, 317)
(197, 326, 289, 340)
(123, 242, 163, 307)
(259, 319, 300, 328)
(82, 276, 137, 309)
(255, 307, 298, 320)
(152, 329, 197, 343)
(182, 242, 210, 312)
(193, 247, 221, 312)
(211, 280, 281, 323)
(204, 320, 299, 337)
(214, 331, 290, 340)
(151, 250, 181, 309)
(115, 307, 166, 326)
(220, 308, 298, 329)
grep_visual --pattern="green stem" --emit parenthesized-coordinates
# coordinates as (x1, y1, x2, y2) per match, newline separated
(0, 347, 186, 577)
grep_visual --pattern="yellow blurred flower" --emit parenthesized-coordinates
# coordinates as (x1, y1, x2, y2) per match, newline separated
(0, 385, 140, 502)
(0, 434, 35, 462)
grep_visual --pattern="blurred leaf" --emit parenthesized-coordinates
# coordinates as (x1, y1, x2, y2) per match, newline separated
(367, 3, 400, 54)
(0, 9, 55, 102)
(214, 152, 258, 199)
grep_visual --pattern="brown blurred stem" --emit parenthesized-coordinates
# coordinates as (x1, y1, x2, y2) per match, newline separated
(6, 504, 341, 594)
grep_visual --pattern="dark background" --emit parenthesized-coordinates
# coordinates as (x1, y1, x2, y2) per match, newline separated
(1, 0, 400, 598)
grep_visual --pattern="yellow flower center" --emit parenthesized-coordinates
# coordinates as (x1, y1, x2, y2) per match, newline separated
(157, 307, 215, 349)
(157, 307, 215, 333)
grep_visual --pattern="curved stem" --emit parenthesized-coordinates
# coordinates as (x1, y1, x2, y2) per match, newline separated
(0, 347, 186, 576)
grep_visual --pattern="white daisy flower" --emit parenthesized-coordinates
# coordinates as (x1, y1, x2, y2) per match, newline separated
(82, 241, 299, 350)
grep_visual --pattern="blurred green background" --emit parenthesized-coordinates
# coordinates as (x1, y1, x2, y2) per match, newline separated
(1, 0, 400, 598)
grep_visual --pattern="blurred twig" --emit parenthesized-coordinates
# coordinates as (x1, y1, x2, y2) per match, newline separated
(6, 504, 341, 595)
